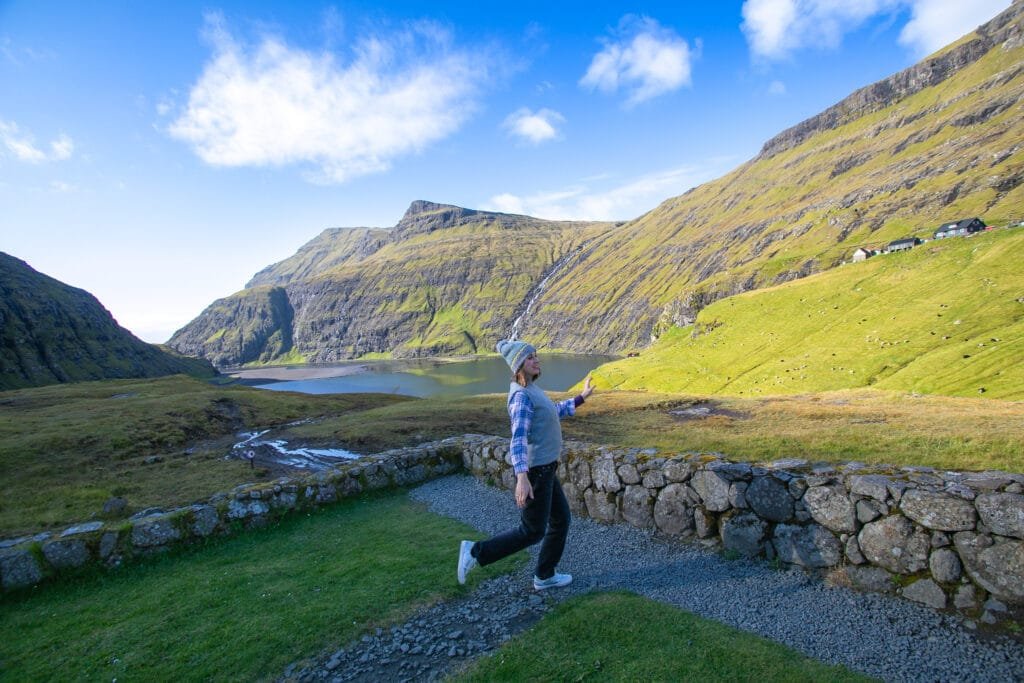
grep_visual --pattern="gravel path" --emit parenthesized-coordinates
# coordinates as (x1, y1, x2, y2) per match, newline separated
(283, 475, 1024, 682)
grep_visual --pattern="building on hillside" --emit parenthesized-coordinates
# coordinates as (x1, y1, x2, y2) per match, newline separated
(934, 217, 986, 239)
(887, 237, 922, 253)
(852, 247, 874, 262)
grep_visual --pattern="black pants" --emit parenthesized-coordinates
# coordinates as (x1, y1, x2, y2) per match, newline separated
(473, 461, 571, 580)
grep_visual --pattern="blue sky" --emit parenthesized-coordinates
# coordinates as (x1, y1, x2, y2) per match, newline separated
(0, 0, 1011, 342)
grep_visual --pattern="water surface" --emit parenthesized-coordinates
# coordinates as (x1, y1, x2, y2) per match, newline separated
(244, 354, 614, 398)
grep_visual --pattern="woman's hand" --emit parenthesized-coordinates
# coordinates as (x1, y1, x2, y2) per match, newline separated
(581, 375, 595, 400)
(515, 472, 534, 509)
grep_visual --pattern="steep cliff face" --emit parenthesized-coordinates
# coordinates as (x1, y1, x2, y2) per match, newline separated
(0, 253, 215, 390)
(518, 1, 1024, 352)
(169, 203, 615, 366)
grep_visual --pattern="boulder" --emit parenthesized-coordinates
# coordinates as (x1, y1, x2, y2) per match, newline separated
(772, 523, 842, 568)
(899, 489, 976, 531)
(641, 470, 665, 489)
(954, 583, 980, 611)
(691, 470, 731, 512)
(845, 536, 866, 564)
(721, 512, 767, 557)
(583, 489, 619, 523)
(846, 565, 894, 594)
(663, 460, 693, 483)
(591, 457, 622, 493)
(131, 515, 183, 548)
(902, 578, 947, 609)
(848, 474, 893, 503)
(803, 485, 856, 533)
(653, 484, 693, 536)
(729, 482, 749, 509)
(746, 476, 794, 522)
(953, 532, 1024, 604)
(41, 539, 90, 569)
(0, 547, 44, 589)
(858, 515, 929, 574)
(856, 499, 884, 524)
(929, 548, 962, 583)
(617, 464, 640, 485)
(974, 492, 1024, 539)
(191, 505, 220, 537)
(622, 485, 654, 528)
(694, 508, 717, 538)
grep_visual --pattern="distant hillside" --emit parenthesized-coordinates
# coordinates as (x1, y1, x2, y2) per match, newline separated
(0, 253, 215, 390)
(168, 201, 616, 366)
(520, 1, 1024, 352)
(594, 228, 1024, 399)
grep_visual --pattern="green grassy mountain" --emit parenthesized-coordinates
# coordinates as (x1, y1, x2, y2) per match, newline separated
(168, 201, 615, 366)
(0, 253, 215, 390)
(520, 1, 1024, 352)
(594, 227, 1024, 399)
(173, 3, 1023, 375)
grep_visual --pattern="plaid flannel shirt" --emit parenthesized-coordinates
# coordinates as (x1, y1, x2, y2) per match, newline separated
(508, 390, 579, 474)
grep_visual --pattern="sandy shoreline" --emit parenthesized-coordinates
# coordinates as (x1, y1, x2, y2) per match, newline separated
(226, 364, 369, 382)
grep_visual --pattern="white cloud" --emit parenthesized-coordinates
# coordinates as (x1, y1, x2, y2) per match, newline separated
(49, 180, 77, 193)
(741, 0, 1010, 60)
(483, 163, 730, 222)
(899, 0, 1010, 56)
(169, 14, 492, 183)
(503, 108, 564, 144)
(0, 120, 74, 163)
(580, 16, 694, 106)
(768, 79, 787, 95)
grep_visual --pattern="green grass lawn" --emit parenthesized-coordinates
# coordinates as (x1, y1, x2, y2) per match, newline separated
(1, 489, 871, 682)
(455, 591, 872, 682)
(0, 490, 511, 681)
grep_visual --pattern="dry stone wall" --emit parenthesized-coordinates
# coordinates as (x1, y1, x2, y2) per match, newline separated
(460, 435, 1024, 613)
(0, 441, 463, 592)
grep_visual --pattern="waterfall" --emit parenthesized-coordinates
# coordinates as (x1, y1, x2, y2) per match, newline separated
(509, 248, 579, 340)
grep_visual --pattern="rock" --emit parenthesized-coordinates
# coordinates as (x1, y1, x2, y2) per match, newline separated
(953, 532, 1024, 604)
(591, 457, 622, 493)
(720, 512, 767, 557)
(707, 461, 752, 481)
(102, 497, 127, 516)
(745, 476, 794, 522)
(728, 482, 749, 509)
(845, 566, 895, 594)
(228, 498, 270, 520)
(99, 532, 119, 559)
(567, 457, 591, 489)
(583, 489, 619, 523)
(903, 578, 947, 609)
(984, 597, 1008, 613)
(694, 508, 716, 539)
(621, 485, 654, 528)
(617, 464, 640, 485)
(900, 489, 976, 531)
(131, 515, 182, 548)
(788, 478, 808, 499)
(690, 470, 731, 512)
(848, 474, 893, 503)
(931, 531, 951, 548)
(858, 515, 929, 574)
(772, 523, 842, 568)
(653, 484, 694, 536)
(954, 583, 980, 611)
(61, 521, 104, 536)
(803, 485, 856, 533)
(845, 536, 866, 564)
(641, 470, 665, 489)
(191, 505, 220, 537)
(0, 547, 44, 589)
(41, 539, 90, 570)
(929, 548, 962, 583)
(856, 499, 884, 524)
(663, 460, 693, 483)
(974, 492, 1024, 539)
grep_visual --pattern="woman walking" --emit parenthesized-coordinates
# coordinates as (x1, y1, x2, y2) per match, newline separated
(457, 339, 594, 590)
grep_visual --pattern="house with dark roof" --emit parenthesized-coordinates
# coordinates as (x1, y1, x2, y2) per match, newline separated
(934, 217, 985, 239)
(887, 237, 921, 253)
(852, 247, 873, 262)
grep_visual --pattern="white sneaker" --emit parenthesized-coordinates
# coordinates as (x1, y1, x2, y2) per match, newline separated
(457, 540, 477, 585)
(533, 572, 572, 590)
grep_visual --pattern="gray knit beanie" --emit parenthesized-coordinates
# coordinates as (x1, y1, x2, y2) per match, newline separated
(496, 339, 535, 372)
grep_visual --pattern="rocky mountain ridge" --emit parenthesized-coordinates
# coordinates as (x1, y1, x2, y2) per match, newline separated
(0, 253, 215, 390)
(171, 2, 1024, 366)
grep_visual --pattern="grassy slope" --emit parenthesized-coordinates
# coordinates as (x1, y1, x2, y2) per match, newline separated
(525, 12, 1024, 351)
(0, 376, 407, 536)
(594, 228, 1024, 399)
